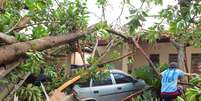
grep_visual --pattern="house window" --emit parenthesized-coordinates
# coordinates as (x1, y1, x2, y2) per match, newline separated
(149, 54, 159, 65)
(191, 54, 201, 73)
(169, 54, 178, 63)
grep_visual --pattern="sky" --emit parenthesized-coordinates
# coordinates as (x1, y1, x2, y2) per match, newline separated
(21, 0, 179, 34)
(87, 0, 178, 28)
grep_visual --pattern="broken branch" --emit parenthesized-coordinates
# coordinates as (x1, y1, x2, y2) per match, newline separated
(107, 29, 160, 77)
(0, 32, 18, 44)
(132, 38, 160, 77)
(98, 52, 134, 66)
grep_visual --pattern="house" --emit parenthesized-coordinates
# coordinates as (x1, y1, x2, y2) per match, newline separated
(65, 37, 201, 74)
(97, 38, 201, 74)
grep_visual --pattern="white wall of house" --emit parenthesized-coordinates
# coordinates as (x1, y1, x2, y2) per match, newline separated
(70, 52, 91, 65)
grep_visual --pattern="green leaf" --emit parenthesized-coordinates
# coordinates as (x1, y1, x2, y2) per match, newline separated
(32, 25, 49, 39)
(0, 79, 8, 84)
(127, 58, 134, 64)
(96, 0, 107, 6)
(169, 21, 177, 33)
(177, 96, 185, 101)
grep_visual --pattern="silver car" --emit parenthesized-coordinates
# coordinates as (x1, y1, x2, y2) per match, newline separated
(73, 69, 146, 101)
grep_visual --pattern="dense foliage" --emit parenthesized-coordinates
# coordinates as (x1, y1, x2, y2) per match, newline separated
(132, 64, 168, 96)
(16, 84, 43, 101)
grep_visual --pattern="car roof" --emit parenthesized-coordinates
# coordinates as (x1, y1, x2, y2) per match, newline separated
(110, 69, 130, 76)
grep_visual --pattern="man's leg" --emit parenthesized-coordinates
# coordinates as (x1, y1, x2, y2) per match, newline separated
(170, 96, 177, 101)
(162, 95, 171, 101)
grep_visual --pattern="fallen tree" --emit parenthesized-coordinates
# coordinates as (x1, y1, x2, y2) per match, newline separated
(0, 32, 17, 44)
(0, 26, 95, 66)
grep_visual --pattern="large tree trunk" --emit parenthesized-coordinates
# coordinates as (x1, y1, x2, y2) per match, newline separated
(0, 27, 94, 65)
(178, 46, 185, 68)
(170, 39, 185, 69)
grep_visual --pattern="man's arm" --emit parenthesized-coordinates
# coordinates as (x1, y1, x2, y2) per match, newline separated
(184, 73, 197, 76)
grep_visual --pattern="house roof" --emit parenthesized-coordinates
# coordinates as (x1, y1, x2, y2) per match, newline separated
(98, 36, 171, 46)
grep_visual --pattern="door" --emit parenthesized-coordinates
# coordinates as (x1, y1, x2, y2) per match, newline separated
(90, 73, 117, 101)
(112, 73, 138, 100)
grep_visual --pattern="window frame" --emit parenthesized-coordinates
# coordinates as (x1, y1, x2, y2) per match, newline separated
(169, 54, 178, 64)
(91, 73, 114, 87)
(149, 54, 160, 66)
(112, 72, 135, 84)
(191, 53, 201, 73)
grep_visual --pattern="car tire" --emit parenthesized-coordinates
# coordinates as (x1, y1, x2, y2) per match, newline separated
(85, 100, 96, 101)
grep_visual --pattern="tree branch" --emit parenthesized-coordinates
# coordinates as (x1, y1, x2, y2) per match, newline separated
(111, 0, 125, 24)
(13, 21, 60, 31)
(106, 29, 129, 40)
(0, 58, 25, 79)
(92, 38, 99, 57)
(0, 32, 18, 44)
(107, 29, 160, 77)
(132, 37, 160, 77)
(6, 16, 30, 34)
(170, 38, 184, 49)
(98, 52, 134, 66)
(77, 41, 86, 66)
(101, 5, 106, 22)
(4, 72, 31, 101)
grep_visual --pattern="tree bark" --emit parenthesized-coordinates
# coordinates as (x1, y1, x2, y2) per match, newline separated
(0, 58, 24, 79)
(0, 27, 95, 65)
(184, 46, 189, 73)
(0, 0, 5, 13)
(0, 32, 18, 44)
(170, 39, 185, 70)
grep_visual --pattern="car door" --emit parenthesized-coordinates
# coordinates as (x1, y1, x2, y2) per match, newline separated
(112, 72, 139, 100)
(90, 73, 118, 101)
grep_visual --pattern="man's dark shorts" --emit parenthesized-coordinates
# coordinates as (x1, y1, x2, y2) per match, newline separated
(161, 88, 182, 101)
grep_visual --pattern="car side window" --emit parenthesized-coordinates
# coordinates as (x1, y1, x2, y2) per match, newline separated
(113, 73, 134, 84)
(92, 75, 113, 86)
(77, 80, 90, 87)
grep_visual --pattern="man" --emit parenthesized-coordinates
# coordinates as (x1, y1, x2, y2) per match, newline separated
(160, 62, 196, 101)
